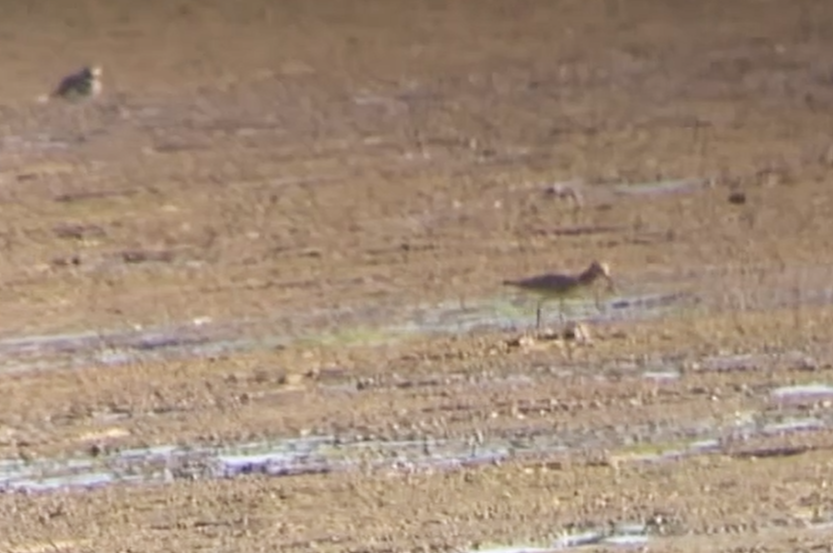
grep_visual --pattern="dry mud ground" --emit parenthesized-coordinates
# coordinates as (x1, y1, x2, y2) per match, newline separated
(4, 0, 833, 551)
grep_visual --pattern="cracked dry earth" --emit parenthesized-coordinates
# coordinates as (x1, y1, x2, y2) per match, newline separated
(5, 0, 833, 552)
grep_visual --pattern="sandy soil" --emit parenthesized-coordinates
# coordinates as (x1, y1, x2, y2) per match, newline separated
(2, 0, 833, 551)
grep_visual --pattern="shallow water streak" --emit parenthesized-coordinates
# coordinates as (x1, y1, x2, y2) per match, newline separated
(0, 291, 693, 375)
(3, 403, 833, 493)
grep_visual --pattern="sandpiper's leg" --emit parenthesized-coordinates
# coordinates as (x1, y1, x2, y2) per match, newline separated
(535, 299, 544, 329)
(558, 298, 566, 325)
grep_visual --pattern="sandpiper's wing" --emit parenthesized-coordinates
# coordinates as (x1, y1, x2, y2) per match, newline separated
(52, 71, 81, 98)
(503, 273, 577, 292)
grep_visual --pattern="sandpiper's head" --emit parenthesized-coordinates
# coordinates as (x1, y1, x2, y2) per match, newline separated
(85, 65, 103, 79)
(588, 260, 614, 289)
(588, 260, 610, 277)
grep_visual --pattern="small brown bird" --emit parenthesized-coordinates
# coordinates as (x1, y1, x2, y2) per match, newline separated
(503, 260, 615, 329)
(49, 65, 103, 102)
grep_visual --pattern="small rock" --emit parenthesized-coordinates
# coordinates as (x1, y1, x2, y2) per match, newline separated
(537, 327, 561, 341)
(728, 191, 746, 205)
(544, 181, 584, 206)
(564, 322, 592, 343)
(505, 335, 537, 348)
(277, 372, 304, 386)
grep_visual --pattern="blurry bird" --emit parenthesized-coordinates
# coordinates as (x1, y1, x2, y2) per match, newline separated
(503, 260, 615, 329)
(44, 65, 103, 102)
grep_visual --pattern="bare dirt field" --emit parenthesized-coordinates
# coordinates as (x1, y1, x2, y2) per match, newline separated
(3, 0, 833, 551)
